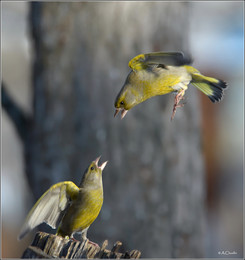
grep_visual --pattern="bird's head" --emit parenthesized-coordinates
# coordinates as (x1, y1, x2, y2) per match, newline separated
(114, 72, 138, 119)
(80, 156, 108, 188)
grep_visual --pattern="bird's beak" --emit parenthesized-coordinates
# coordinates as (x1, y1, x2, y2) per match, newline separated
(94, 156, 101, 166)
(121, 109, 128, 119)
(94, 156, 108, 171)
(99, 161, 108, 171)
(114, 108, 128, 119)
(114, 108, 120, 117)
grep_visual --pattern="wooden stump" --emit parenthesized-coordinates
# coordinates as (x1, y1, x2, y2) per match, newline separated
(21, 232, 141, 258)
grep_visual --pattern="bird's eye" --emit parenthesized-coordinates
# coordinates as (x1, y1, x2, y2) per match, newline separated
(120, 101, 124, 105)
(90, 166, 94, 171)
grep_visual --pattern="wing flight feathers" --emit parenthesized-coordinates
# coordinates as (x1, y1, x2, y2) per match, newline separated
(18, 181, 79, 240)
(128, 52, 192, 71)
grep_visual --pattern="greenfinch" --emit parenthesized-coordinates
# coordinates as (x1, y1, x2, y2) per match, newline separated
(18, 156, 107, 242)
(114, 52, 227, 120)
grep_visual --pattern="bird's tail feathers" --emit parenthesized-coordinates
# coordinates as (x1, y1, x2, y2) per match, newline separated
(186, 66, 227, 102)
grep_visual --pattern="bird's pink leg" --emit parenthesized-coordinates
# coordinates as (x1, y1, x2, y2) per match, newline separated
(70, 235, 98, 247)
(87, 240, 99, 247)
(171, 89, 185, 121)
(71, 237, 79, 242)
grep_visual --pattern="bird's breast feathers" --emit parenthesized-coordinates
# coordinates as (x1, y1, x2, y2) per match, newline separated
(133, 66, 191, 96)
(70, 189, 103, 231)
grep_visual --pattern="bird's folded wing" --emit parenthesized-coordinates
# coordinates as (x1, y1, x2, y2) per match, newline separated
(128, 52, 192, 71)
(18, 181, 79, 240)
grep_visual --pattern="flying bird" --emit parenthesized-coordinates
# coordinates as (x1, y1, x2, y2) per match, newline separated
(114, 52, 227, 120)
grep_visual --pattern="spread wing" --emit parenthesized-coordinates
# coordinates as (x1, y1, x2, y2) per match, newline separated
(128, 52, 192, 71)
(18, 181, 79, 240)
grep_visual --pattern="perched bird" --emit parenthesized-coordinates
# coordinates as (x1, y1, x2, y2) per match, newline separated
(18, 156, 108, 243)
(114, 52, 227, 120)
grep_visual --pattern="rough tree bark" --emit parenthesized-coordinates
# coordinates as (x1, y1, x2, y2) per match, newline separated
(21, 232, 141, 259)
(3, 2, 206, 258)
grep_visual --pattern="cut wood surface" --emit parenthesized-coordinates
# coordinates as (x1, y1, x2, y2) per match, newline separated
(21, 232, 141, 258)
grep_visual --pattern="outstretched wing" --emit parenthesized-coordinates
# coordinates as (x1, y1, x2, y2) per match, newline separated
(128, 52, 192, 71)
(18, 181, 79, 240)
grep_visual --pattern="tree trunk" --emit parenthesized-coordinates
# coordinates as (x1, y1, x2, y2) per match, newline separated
(5, 2, 206, 258)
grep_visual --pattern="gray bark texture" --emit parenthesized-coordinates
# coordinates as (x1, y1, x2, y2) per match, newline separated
(21, 232, 141, 259)
(14, 2, 206, 258)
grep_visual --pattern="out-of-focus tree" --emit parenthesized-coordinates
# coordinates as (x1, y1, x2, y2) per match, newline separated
(2, 2, 206, 257)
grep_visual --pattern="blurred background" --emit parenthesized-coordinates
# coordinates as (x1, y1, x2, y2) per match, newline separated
(1, 2, 243, 258)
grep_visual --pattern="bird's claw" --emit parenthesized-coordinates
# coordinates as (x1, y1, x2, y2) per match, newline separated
(171, 90, 186, 121)
(87, 239, 99, 247)
(71, 237, 79, 242)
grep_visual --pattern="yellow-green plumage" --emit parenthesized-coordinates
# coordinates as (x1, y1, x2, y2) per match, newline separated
(57, 187, 103, 238)
(114, 52, 227, 119)
(18, 157, 107, 241)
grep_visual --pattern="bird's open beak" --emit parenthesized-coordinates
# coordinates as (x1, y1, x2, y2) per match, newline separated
(114, 108, 128, 119)
(94, 156, 108, 171)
